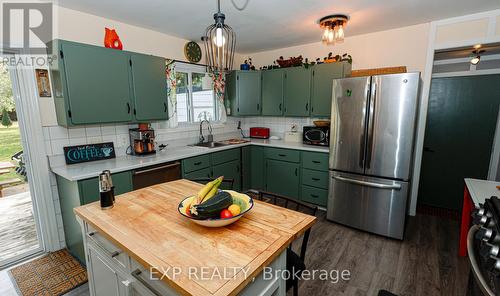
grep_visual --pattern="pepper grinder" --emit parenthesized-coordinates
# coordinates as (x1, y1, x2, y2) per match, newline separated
(99, 170, 115, 209)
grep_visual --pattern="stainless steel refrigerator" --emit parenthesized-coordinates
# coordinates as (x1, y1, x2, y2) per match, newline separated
(328, 72, 420, 239)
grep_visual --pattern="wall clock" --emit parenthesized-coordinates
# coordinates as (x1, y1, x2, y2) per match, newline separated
(184, 41, 202, 63)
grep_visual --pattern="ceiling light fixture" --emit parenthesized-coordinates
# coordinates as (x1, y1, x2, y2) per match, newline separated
(319, 14, 349, 45)
(470, 49, 485, 65)
(202, 0, 236, 74)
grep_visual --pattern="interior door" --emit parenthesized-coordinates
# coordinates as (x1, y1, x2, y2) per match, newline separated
(61, 42, 132, 124)
(130, 53, 168, 121)
(418, 75, 500, 210)
(330, 76, 371, 174)
(364, 73, 420, 180)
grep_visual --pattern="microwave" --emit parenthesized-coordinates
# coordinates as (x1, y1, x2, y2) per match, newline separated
(303, 126, 329, 146)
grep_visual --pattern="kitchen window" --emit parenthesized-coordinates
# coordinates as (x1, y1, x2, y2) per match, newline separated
(175, 63, 218, 123)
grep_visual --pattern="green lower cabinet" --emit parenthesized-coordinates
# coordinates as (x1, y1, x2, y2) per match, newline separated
(301, 185, 328, 206)
(250, 146, 265, 190)
(301, 169, 329, 189)
(213, 159, 241, 191)
(57, 171, 133, 263)
(266, 159, 300, 199)
(183, 167, 212, 180)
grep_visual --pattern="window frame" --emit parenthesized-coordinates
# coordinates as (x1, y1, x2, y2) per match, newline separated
(174, 62, 218, 124)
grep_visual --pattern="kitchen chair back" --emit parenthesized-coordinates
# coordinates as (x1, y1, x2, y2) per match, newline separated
(245, 189, 318, 296)
(190, 178, 235, 190)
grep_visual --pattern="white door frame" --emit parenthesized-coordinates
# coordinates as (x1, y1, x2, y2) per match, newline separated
(409, 9, 500, 215)
(1, 48, 61, 262)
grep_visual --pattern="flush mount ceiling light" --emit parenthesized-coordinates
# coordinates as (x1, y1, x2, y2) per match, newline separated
(202, 0, 236, 74)
(470, 48, 485, 65)
(319, 14, 349, 45)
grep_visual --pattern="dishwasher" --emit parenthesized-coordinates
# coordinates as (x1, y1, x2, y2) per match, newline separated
(132, 161, 181, 190)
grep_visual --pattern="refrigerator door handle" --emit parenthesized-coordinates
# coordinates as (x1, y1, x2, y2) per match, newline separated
(366, 77, 377, 169)
(332, 175, 402, 190)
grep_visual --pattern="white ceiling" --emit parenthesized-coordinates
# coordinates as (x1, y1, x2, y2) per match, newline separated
(57, 0, 500, 53)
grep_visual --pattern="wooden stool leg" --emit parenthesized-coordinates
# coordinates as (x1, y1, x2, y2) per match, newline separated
(459, 186, 473, 257)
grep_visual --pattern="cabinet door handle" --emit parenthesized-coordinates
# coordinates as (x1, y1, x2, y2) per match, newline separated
(278, 154, 286, 157)
(279, 103, 282, 111)
(295, 168, 298, 176)
(312, 160, 321, 164)
(111, 251, 121, 258)
(310, 194, 319, 198)
(194, 161, 202, 166)
(131, 269, 163, 296)
(312, 178, 320, 181)
(164, 102, 167, 112)
(126, 103, 131, 114)
(257, 103, 260, 110)
(305, 103, 309, 111)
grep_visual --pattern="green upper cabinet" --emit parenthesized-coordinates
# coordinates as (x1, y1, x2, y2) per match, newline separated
(310, 62, 351, 117)
(226, 71, 261, 116)
(283, 67, 311, 117)
(48, 39, 169, 126)
(129, 53, 168, 121)
(53, 40, 133, 125)
(261, 69, 284, 116)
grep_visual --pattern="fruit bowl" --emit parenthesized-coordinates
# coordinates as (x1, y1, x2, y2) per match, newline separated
(178, 190, 254, 227)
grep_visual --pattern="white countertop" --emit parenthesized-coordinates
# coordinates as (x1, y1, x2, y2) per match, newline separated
(50, 138, 329, 181)
(465, 178, 500, 206)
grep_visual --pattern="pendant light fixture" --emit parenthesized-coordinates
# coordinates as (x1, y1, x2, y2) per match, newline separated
(202, 0, 236, 74)
(319, 14, 349, 45)
(470, 46, 485, 65)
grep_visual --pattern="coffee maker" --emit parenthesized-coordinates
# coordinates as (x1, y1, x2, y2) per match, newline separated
(129, 124, 156, 156)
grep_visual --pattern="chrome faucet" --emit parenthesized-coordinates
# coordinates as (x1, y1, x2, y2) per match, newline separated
(199, 120, 213, 143)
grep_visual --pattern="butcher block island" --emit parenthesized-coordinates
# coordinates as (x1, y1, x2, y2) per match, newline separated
(74, 179, 316, 296)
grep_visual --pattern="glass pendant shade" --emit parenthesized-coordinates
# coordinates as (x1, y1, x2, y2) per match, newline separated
(202, 0, 236, 74)
(336, 24, 345, 43)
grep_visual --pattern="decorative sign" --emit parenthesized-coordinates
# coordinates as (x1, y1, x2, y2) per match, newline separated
(35, 69, 52, 97)
(63, 142, 115, 165)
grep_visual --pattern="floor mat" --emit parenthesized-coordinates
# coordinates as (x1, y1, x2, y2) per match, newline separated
(8, 249, 87, 296)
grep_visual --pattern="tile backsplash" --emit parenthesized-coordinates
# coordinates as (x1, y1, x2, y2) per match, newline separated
(240, 117, 322, 137)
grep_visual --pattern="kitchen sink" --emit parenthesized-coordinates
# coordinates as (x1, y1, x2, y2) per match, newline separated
(191, 141, 228, 148)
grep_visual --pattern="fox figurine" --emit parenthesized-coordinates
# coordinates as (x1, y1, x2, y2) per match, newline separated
(104, 28, 123, 50)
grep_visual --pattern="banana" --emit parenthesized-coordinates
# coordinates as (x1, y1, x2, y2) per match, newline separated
(194, 176, 224, 205)
(201, 176, 224, 204)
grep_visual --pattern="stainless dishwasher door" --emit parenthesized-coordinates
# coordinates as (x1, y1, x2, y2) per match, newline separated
(132, 161, 181, 190)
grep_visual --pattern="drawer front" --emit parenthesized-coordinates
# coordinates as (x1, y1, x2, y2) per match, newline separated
(86, 224, 129, 271)
(182, 154, 211, 173)
(265, 147, 300, 163)
(302, 169, 328, 189)
(211, 148, 240, 165)
(302, 151, 329, 171)
(130, 258, 178, 296)
(301, 185, 328, 206)
(183, 167, 212, 180)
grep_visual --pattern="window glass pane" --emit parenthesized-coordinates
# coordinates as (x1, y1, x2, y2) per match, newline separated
(175, 72, 189, 122)
(192, 73, 216, 122)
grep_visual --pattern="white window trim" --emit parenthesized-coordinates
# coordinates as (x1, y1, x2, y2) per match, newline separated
(174, 62, 219, 125)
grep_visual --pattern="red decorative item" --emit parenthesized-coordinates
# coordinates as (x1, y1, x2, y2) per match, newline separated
(104, 28, 123, 50)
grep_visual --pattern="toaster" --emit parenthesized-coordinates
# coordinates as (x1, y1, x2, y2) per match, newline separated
(249, 127, 270, 139)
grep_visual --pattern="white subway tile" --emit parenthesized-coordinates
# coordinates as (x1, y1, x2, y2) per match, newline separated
(69, 137, 87, 145)
(44, 140, 53, 156)
(102, 135, 117, 144)
(115, 124, 129, 134)
(49, 126, 68, 140)
(87, 136, 103, 144)
(100, 125, 116, 135)
(42, 127, 50, 140)
(85, 126, 101, 137)
(50, 139, 70, 155)
(68, 127, 86, 138)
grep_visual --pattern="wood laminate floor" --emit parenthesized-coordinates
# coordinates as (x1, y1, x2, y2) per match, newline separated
(293, 212, 470, 296)
(0, 211, 469, 296)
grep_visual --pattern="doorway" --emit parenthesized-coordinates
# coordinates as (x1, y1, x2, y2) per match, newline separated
(0, 55, 43, 268)
(418, 74, 500, 210)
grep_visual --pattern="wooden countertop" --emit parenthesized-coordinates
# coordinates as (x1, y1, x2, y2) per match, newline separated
(74, 179, 316, 296)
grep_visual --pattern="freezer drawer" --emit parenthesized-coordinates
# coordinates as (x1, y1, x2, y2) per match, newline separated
(327, 171, 408, 239)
